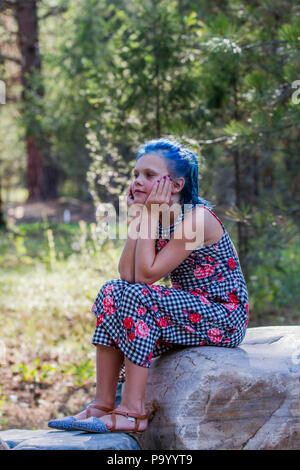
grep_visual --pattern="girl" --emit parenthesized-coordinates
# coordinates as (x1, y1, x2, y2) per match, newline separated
(48, 138, 249, 435)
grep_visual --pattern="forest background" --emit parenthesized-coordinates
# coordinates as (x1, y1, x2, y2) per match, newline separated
(0, 0, 299, 430)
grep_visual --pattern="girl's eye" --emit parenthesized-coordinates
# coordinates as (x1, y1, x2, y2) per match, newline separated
(133, 173, 155, 178)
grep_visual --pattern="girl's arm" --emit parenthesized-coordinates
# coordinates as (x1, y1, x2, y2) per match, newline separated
(118, 212, 142, 283)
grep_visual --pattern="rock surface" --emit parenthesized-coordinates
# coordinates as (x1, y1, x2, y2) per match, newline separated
(0, 429, 140, 450)
(141, 326, 300, 450)
(0, 437, 9, 450)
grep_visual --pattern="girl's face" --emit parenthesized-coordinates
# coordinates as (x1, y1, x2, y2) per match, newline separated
(131, 153, 172, 204)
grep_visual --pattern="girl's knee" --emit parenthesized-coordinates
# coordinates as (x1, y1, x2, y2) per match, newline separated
(102, 279, 129, 291)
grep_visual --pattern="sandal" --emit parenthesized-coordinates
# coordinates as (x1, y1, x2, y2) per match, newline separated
(48, 404, 113, 431)
(73, 409, 148, 435)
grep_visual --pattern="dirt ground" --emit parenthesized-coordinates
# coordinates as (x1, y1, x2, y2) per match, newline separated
(1, 350, 96, 431)
(4, 197, 96, 225)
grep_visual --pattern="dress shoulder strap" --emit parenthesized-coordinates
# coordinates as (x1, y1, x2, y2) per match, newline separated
(202, 205, 225, 229)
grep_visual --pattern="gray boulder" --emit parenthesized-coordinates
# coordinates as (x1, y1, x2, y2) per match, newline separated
(0, 428, 140, 450)
(142, 326, 300, 450)
(0, 437, 9, 450)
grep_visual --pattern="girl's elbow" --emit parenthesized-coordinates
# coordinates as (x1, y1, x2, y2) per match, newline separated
(135, 273, 151, 284)
(118, 268, 135, 283)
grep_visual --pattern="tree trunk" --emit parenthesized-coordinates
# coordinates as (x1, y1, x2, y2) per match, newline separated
(232, 147, 249, 281)
(15, 0, 58, 201)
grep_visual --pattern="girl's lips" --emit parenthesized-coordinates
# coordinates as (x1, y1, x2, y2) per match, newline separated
(134, 190, 145, 194)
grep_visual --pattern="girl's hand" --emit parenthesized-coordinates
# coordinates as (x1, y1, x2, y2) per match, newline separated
(145, 175, 173, 213)
(126, 182, 135, 208)
(126, 182, 143, 219)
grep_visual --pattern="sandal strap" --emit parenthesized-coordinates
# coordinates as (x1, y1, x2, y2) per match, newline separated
(108, 410, 148, 433)
(86, 404, 112, 418)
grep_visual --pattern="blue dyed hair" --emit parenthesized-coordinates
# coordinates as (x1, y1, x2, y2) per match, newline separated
(136, 137, 214, 208)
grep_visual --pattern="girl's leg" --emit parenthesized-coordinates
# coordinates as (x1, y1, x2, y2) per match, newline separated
(97, 356, 149, 431)
(73, 344, 124, 419)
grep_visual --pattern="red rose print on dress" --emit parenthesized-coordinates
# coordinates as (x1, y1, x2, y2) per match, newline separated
(199, 292, 211, 305)
(103, 295, 116, 315)
(228, 258, 236, 270)
(137, 307, 147, 316)
(158, 238, 168, 249)
(157, 317, 168, 328)
(188, 313, 202, 323)
(194, 264, 215, 279)
(151, 306, 158, 312)
(150, 284, 163, 293)
(123, 317, 134, 329)
(190, 288, 211, 305)
(141, 288, 150, 295)
(135, 320, 149, 338)
(223, 291, 239, 312)
(185, 325, 195, 333)
(128, 332, 135, 341)
(228, 292, 239, 303)
(208, 328, 223, 344)
(104, 284, 117, 296)
(223, 302, 239, 312)
(96, 314, 104, 326)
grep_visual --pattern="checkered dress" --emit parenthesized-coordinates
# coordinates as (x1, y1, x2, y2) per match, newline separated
(91, 203, 249, 383)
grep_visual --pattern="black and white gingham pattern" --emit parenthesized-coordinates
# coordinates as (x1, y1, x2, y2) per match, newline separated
(91, 203, 249, 383)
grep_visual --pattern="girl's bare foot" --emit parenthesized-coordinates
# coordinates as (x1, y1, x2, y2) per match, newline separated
(97, 404, 148, 432)
(73, 402, 114, 420)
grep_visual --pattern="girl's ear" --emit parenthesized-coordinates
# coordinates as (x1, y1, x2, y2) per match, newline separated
(172, 177, 185, 194)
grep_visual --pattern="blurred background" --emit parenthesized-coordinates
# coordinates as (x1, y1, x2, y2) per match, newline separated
(0, 0, 299, 430)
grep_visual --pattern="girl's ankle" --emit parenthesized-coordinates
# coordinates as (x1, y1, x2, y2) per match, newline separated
(116, 402, 147, 416)
(91, 399, 115, 410)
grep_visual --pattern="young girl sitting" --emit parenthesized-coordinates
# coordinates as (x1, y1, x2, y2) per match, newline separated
(48, 138, 249, 435)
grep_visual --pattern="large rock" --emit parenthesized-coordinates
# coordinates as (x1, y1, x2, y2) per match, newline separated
(0, 438, 9, 450)
(142, 326, 300, 450)
(0, 429, 140, 450)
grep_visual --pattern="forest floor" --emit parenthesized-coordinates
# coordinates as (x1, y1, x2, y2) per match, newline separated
(5, 197, 96, 225)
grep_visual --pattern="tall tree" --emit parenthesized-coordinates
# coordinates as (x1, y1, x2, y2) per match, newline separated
(15, 0, 59, 200)
(0, 0, 61, 201)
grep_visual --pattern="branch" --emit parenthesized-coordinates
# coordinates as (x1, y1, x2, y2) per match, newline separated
(198, 123, 295, 146)
(241, 40, 288, 51)
(198, 136, 229, 145)
(38, 6, 68, 21)
(0, 0, 17, 11)
(0, 53, 21, 64)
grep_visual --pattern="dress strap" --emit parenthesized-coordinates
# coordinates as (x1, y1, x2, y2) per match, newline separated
(202, 206, 225, 229)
